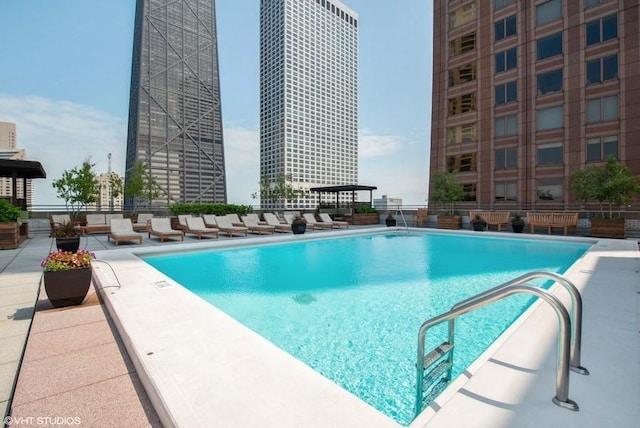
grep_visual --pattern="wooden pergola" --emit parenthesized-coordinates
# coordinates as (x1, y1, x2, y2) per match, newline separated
(309, 184, 378, 216)
(0, 159, 47, 209)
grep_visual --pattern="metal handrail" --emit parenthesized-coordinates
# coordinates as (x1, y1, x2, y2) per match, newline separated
(416, 284, 579, 417)
(452, 271, 589, 375)
(396, 208, 409, 231)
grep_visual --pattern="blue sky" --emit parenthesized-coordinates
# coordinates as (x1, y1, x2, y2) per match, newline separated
(0, 0, 432, 207)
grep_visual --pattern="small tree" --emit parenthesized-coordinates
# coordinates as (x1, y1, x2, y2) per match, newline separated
(125, 162, 160, 211)
(52, 161, 99, 219)
(570, 157, 640, 219)
(252, 173, 304, 206)
(429, 171, 464, 216)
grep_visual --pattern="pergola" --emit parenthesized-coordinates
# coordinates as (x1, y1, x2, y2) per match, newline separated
(309, 184, 378, 216)
(0, 159, 47, 209)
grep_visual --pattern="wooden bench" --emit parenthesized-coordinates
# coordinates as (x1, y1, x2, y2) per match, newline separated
(469, 211, 510, 231)
(526, 212, 578, 235)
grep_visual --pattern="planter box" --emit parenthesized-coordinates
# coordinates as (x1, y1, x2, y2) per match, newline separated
(437, 215, 462, 230)
(590, 219, 625, 239)
(0, 222, 20, 250)
(44, 268, 92, 308)
(351, 213, 379, 225)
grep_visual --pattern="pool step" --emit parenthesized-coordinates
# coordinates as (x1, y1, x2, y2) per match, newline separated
(419, 341, 453, 409)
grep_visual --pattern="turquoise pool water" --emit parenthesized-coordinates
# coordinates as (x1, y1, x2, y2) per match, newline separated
(142, 232, 590, 425)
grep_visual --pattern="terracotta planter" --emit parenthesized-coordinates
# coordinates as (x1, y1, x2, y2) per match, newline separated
(291, 223, 306, 234)
(43, 267, 92, 308)
(437, 215, 462, 230)
(55, 237, 81, 253)
(589, 219, 625, 239)
(351, 213, 378, 225)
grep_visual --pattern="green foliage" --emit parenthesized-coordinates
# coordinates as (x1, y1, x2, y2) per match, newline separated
(0, 200, 21, 223)
(355, 205, 377, 213)
(168, 203, 252, 216)
(125, 162, 160, 210)
(570, 157, 640, 219)
(40, 249, 95, 271)
(252, 173, 304, 204)
(108, 173, 123, 199)
(52, 161, 99, 219)
(50, 222, 81, 238)
(429, 171, 464, 215)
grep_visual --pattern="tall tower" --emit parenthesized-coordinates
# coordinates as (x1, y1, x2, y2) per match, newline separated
(259, 0, 359, 210)
(0, 121, 34, 207)
(126, 0, 227, 207)
(429, 0, 640, 209)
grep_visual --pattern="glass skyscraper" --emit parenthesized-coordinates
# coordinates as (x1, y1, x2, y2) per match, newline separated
(126, 0, 226, 206)
(259, 0, 359, 209)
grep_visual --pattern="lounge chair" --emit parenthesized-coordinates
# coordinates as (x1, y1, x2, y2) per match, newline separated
(185, 217, 219, 239)
(148, 218, 184, 242)
(241, 215, 275, 235)
(263, 213, 292, 233)
(318, 213, 349, 229)
(303, 213, 333, 229)
(246, 213, 267, 225)
(284, 213, 315, 231)
(203, 214, 248, 237)
(226, 213, 245, 226)
(132, 213, 154, 232)
(107, 218, 143, 245)
(177, 214, 191, 230)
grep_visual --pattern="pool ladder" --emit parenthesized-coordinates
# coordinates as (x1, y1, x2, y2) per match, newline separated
(415, 271, 590, 418)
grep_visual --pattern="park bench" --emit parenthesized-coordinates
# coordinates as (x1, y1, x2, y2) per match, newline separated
(469, 211, 511, 231)
(526, 212, 578, 235)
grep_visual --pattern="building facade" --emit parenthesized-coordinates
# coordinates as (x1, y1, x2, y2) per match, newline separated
(125, 0, 227, 207)
(259, 0, 359, 209)
(373, 195, 403, 211)
(0, 121, 34, 208)
(429, 0, 640, 209)
(86, 173, 124, 212)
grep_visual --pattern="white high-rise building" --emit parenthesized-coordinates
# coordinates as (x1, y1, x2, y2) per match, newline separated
(259, 0, 359, 209)
(0, 121, 34, 208)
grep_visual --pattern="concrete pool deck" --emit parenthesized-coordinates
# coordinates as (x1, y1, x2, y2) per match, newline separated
(1, 227, 639, 427)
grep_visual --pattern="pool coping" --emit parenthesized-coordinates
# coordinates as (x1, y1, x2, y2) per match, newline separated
(90, 227, 638, 427)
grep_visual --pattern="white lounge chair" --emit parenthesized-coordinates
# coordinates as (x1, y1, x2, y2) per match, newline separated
(107, 218, 142, 245)
(148, 218, 184, 242)
(303, 213, 333, 229)
(132, 213, 154, 232)
(263, 213, 292, 233)
(241, 215, 275, 235)
(204, 214, 248, 237)
(185, 217, 219, 239)
(177, 214, 191, 230)
(318, 213, 349, 229)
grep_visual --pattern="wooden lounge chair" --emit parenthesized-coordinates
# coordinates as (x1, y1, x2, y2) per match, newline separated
(132, 213, 154, 232)
(318, 213, 349, 229)
(303, 213, 333, 229)
(177, 215, 191, 230)
(284, 213, 315, 231)
(241, 215, 275, 235)
(185, 217, 219, 239)
(203, 214, 248, 237)
(148, 218, 184, 242)
(263, 213, 292, 233)
(107, 218, 142, 245)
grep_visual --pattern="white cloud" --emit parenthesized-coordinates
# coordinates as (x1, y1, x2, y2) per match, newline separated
(359, 128, 402, 157)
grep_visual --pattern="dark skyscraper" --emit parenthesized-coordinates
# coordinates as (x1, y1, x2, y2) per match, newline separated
(126, 0, 226, 206)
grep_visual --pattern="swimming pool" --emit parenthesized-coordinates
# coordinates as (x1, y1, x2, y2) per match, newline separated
(142, 232, 590, 425)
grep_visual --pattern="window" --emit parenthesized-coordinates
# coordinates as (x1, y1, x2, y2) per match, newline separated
(537, 32, 563, 60)
(536, 0, 562, 26)
(495, 15, 517, 41)
(586, 0, 607, 8)
(495, 181, 517, 201)
(448, 123, 477, 144)
(537, 68, 563, 95)
(494, 0, 516, 10)
(536, 106, 563, 130)
(495, 81, 517, 105)
(495, 47, 517, 73)
(495, 114, 517, 137)
(587, 136, 619, 161)
(495, 147, 517, 170)
(449, 3, 476, 29)
(450, 33, 476, 58)
(448, 93, 477, 116)
(537, 178, 563, 200)
(447, 152, 477, 172)
(586, 14, 617, 46)
(587, 94, 618, 123)
(537, 142, 563, 165)
(586, 54, 618, 84)
(449, 63, 477, 87)
(462, 183, 477, 201)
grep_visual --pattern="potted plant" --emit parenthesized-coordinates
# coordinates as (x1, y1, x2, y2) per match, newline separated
(52, 160, 100, 224)
(429, 171, 464, 229)
(291, 215, 307, 234)
(41, 249, 95, 308)
(470, 214, 486, 231)
(511, 215, 525, 233)
(385, 213, 397, 227)
(0, 199, 22, 249)
(50, 222, 82, 252)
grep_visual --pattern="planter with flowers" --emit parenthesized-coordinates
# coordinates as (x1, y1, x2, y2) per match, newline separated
(291, 216, 307, 234)
(51, 222, 82, 253)
(41, 249, 95, 308)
